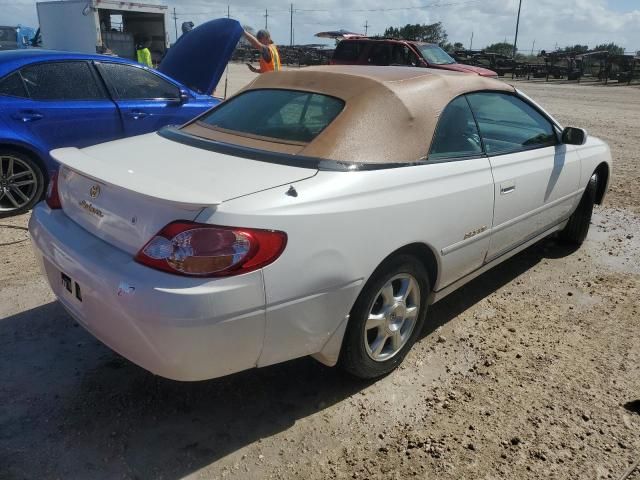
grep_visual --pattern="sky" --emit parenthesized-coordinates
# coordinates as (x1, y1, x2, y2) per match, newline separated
(1, 0, 639, 53)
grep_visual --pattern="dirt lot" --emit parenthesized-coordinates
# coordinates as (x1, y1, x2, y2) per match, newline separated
(1, 66, 639, 480)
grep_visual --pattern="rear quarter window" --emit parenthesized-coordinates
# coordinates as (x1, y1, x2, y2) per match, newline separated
(194, 89, 345, 144)
(0, 72, 27, 98)
(333, 41, 365, 62)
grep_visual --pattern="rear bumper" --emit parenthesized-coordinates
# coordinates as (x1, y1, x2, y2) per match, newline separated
(29, 203, 266, 381)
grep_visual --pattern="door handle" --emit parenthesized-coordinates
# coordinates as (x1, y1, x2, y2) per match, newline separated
(500, 182, 516, 195)
(128, 111, 149, 120)
(12, 111, 43, 123)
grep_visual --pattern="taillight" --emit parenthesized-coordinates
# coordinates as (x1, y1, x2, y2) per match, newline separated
(135, 221, 287, 277)
(46, 170, 62, 209)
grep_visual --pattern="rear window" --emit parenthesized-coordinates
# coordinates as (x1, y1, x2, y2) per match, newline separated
(333, 41, 365, 61)
(196, 89, 345, 144)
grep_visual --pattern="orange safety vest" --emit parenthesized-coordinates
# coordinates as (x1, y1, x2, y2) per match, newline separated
(259, 44, 281, 73)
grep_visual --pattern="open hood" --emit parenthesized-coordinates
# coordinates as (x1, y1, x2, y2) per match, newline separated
(158, 18, 242, 96)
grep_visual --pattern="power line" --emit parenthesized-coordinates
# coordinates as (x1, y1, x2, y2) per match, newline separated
(178, 0, 482, 16)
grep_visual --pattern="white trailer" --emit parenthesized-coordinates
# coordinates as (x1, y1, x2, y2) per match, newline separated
(37, 0, 169, 63)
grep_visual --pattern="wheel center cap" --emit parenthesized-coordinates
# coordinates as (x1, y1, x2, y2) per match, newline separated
(387, 302, 407, 332)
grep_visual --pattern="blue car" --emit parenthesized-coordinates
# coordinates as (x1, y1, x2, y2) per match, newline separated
(0, 18, 242, 217)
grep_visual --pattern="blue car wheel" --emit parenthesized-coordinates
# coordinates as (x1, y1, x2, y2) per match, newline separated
(0, 149, 44, 218)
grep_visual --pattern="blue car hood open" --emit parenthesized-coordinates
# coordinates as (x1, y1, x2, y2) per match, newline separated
(158, 18, 242, 96)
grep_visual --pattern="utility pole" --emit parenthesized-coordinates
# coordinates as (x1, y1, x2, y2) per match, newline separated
(530, 39, 535, 55)
(264, 9, 268, 30)
(227, 5, 230, 18)
(290, 4, 293, 46)
(172, 7, 178, 42)
(470, 31, 474, 50)
(363, 20, 368, 36)
(512, 0, 522, 58)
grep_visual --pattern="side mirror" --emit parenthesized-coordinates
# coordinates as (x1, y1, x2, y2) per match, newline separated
(169, 89, 189, 105)
(561, 127, 587, 145)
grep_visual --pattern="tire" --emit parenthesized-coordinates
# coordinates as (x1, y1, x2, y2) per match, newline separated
(340, 254, 430, 379)
(559, 174, 597, 245)
(0, 150, 45, 218)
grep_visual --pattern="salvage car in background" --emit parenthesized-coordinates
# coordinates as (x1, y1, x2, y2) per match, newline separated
(0, 18, 242, 217)
(331, 37, 497, 76)
(30, 66, 611, 381)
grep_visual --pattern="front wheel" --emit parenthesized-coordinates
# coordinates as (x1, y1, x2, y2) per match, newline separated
(0, 150, 45, 218)
(340, 254, 430, 379)
(559, 174, 597, 245)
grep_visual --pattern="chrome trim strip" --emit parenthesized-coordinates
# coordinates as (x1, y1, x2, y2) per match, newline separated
(490, 188, 583, 236)
(430, 218, 569, 304)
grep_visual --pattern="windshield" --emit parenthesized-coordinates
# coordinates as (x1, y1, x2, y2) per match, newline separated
(193, 89, 345, 144)
(418, 44, 456, 65)
(0, 27, 18, 50)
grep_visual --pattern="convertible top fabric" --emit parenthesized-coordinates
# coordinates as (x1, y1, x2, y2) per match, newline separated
(182, 65, 515, 164)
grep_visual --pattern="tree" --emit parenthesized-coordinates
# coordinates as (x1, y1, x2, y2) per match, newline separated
(238, 25, 255, 46)
(561, 44, 589, 54)
(453, 41, 464, 51)
(383, 22, 448, 46)
(593, 43, 625, 55)
(485, 42, 515, 57)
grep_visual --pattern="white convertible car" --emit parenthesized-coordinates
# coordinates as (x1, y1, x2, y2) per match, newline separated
(29, 66, 611, 381)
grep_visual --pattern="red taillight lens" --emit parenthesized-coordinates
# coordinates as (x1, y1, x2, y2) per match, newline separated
(135, 221, 287, 277)
(45, 170, 62, 209)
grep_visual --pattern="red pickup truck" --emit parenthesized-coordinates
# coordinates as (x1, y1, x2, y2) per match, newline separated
(331, 38, 497, 77)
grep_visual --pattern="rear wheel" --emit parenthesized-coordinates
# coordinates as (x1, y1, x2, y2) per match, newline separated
(340, 254, 429, 379)
(0, 150, 44, 218)
(559, 174, 597, 245)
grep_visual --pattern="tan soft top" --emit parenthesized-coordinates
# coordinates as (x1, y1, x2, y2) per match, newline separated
(185, 65, 514, 164)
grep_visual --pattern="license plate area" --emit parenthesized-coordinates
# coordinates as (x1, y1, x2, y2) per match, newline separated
(61, 272, 83, 302)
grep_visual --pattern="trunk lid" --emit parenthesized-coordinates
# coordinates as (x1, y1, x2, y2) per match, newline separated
(52, 133, 316, 255)
(158, 18, 242, 96)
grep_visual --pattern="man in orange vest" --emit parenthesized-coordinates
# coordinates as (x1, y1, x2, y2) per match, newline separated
(243, 29, 281, 73)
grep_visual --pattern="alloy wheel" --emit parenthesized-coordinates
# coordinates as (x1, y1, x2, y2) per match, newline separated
(0, 154, 39, 213)
(364, 273, 421, 362)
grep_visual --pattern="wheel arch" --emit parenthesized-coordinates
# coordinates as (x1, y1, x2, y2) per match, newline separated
(593, 162, 609, 205)
(376, 242, 441, 295)
(312, 241, 441, 368)
(0, 141, 50, 184)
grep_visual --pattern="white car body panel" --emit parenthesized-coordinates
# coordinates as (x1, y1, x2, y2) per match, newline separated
(29, 88, 613, 381)
(29, 205, 267, 381)
(51, 133, 316, 206)
(487, 144, 581, 260)
(198, 159, 496, 367)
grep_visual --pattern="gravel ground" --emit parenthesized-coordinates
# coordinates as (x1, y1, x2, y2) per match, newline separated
(0, 66, 638, 480)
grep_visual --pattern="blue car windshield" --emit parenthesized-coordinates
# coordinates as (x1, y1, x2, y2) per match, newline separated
(194, 89, 345, 144)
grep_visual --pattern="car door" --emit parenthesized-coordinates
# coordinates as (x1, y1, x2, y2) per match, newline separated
(426, 95, 495, 286)
(466, 92, 581, 261)
(2, 61, 122, 150)
(96, 62, 197, 136)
